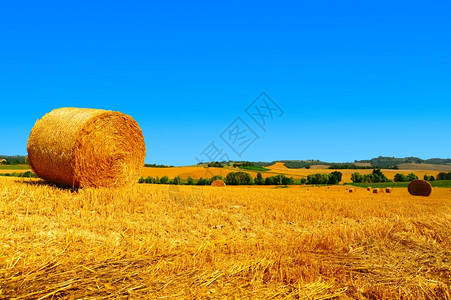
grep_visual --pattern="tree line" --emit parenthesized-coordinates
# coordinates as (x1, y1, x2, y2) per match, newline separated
(139, 171, 344, 186)
(351, 169, 451, 183)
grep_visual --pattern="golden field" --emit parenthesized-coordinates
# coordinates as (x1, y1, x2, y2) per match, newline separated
(2, 162, 444, 182)
(0, 177, 450, 299)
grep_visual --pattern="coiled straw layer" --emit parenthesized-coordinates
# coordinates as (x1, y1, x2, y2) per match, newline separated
(408, 180, 432, 196)
(211, 179, 226, 187)
(27, 108, 146, 188)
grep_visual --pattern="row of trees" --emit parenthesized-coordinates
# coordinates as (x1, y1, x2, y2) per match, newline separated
(139, 175, 225, 185)
(328, 163, 372, 170)
(139, 170, 451, 186)
(424, 175, 436, 181)
(394, 173, 419, 182)
(0, 171, 37, 178)
(351, 169, 390, 183)
(437, 172, 451, 180)
(207, 161, 224, 168)
(139, 171, 343, 186)
(144, 164, 173, 168)
(305, 171, 343, 184)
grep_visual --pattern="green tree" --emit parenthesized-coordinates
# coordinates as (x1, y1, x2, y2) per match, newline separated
(329, 171, 342, 184)
(406, 173, 418, 181)
(372, 168, 389, 182)
(254, 173, 265, 185)
(225, 172, 254, 185)
(437, 172, 451, 180)
(351, 172, 363, 183)
(197, 177, 212, 185)
(429, 175, 435, 181)
(394, 173, 408, 182)
(211, 175, 223, 181)
(281, 176, 292, 185)
(173, 176, 181, 185)
(265, 176, 275, 185)
(160, 176, 169, 184)
(187, 176, 194, 185)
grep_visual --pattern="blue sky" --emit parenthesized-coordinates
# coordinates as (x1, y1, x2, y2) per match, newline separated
(1, 1, 450, 165)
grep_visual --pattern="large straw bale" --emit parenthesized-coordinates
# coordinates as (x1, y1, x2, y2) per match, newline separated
(408, 180, 432, 196)
(211, 179, 226, 187)
(27, 108, 146, 188)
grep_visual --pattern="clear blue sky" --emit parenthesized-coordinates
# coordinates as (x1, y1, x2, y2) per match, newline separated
(1, 1, 450, 166)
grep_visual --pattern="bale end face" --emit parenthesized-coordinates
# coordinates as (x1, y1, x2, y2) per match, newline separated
(408, 180, 432, 196)
(211, 180, 226, 187)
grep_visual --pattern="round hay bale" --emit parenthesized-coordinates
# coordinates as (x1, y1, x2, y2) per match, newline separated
(372, 188, 378, 194)
(408, 180, 432, 196)
(385, 187, 392, 193)
(211, 179, 226, 187)
(27, 107, 146, 188)
(367, 187, 371, 191)
(349, 188, 354, 193)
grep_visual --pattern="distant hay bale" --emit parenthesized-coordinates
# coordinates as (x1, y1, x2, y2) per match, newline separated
(408, 180, 432, 196)
(27, 108, 146, 188)
(211, 179, 226, 187)
(372, 188, 378, 194)
(385, 188, 392, 193)
(349, 188, 354, 193)
(367, 187, 371, 191)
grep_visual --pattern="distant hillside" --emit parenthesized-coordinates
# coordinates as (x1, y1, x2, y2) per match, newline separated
(0, 155, 27, 164)
(397, 163, 451, 172)
(230, 157, 451, 170)
(355, 156, 451, 168)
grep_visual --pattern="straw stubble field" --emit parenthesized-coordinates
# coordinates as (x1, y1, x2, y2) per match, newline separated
(0, 177, 450, 299)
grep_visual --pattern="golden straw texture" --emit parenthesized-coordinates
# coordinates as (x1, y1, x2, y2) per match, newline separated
(408, 179, 432, 196)
(27, 108, 146, 188)
(211, 179, 226, 187)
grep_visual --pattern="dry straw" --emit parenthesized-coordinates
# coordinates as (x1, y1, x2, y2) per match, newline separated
(27, 108, 146, 188)
(408, 180, 432, 196)
(211, 179, 226, 187)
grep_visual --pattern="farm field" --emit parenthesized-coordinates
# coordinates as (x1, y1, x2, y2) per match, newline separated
(141, 162, 444, 183)
(1, 163, 446, 183)
(397, 163, 451, 172)
(0, 177, 450, 299)
(0, 165, 32, 173)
